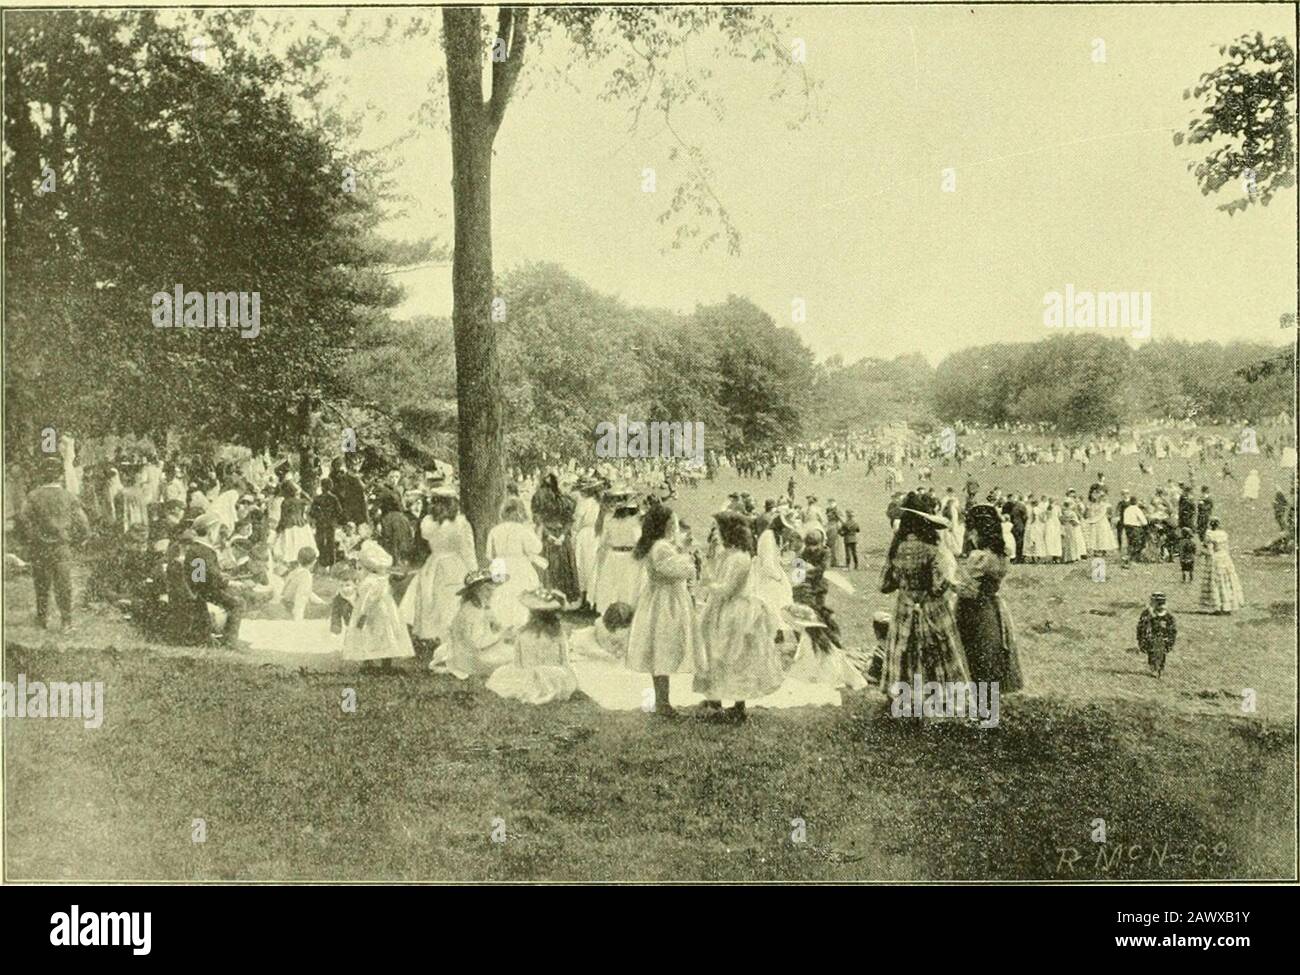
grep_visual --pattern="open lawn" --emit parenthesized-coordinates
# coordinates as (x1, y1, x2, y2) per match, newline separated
(3, 448, 1296, 880)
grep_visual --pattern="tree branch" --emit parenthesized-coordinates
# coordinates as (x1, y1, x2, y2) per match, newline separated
(488, 7, 529, 132)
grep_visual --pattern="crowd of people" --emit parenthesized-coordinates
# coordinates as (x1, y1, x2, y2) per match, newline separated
(9, 415, 1296, 716)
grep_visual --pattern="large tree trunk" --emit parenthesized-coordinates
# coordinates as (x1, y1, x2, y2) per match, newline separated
(443, 7, 506, 561)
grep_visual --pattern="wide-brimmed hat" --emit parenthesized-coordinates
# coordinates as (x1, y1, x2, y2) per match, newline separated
(518, 588, 567, 612)
(456, 567, 501, 597)
(192, 512, 224, 536)
(899, 507, 950, 528)
(359, 540, 392, 573)
(781, 604, 826, 629)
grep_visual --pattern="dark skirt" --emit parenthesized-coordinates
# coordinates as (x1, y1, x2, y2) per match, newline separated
(955, 593, 1023, 692)
(542, 531, 581, 602)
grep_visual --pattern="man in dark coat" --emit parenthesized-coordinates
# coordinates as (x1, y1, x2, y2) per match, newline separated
(311, 477, 344, 567)
(16, 456, 90, 630)
(331, 457, 369, 528)
(185, 512, 248, 649)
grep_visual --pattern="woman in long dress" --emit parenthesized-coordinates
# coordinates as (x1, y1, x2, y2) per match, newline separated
(1043, 499, 1063, 563)
(693, 511, 783, 720)
(626, 502, 704, 716)
(272, 480, 316, 565)
(1023, 501, 1045, 563)
(572, 481, 602, 606)
(1083, 494, 1117, 554)
(400, 489, 478, 645)
(530, 472, 581, 605)
(826, 502, 846, 567)
(1198, 519, 1245, 614)
(485, 497, 546, 629)
(879, 495, 970, 691)
(1242, 469, 1261, 501)
(955, 505, 1023, 691)
(749, 513, 794, 635)
(591, 494, 641, 612)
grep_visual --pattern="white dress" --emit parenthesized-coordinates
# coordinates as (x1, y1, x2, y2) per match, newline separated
(344, 572, 416, 662)
(400, 515, 477, 642)
(485, 521, 545, 628)
(572, 497, 601, 598)
(1043, 507, 1063, 559)
(1242, 472, 1260, 500)
(485, 628, 577, 704)
(591, 514, 641, 612)
(749, 528, 793, 623)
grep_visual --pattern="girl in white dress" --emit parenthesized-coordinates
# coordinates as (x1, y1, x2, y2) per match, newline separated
(626, 503, 704, 716)
(485, 497, 546, 629)
(431, 568, 515, 677)
(486, 589, 578, 704)
(592, 493, 641, 613)
(344, 542, 416, 668)
(693, 511, 783, 721)
(749, 513, 794, 635)
(400, 489, 478, 645)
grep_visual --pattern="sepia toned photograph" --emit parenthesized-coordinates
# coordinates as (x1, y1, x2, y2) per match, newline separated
(1, 0, 1296, 888)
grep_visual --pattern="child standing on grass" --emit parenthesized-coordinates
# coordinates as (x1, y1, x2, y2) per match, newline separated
(281, 545, 326, 621)
(694, 511, 783, 723)
(343, 541, 415, 671)
(1136, 592, 1177, 678)
(1178, 528, 1198, 583)
(626, 502, 704, 717)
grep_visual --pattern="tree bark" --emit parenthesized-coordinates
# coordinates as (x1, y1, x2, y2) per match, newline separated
(443, 7, 506, 561)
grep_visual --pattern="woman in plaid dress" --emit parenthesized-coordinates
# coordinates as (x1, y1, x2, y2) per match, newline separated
(879, 494, 970, 690)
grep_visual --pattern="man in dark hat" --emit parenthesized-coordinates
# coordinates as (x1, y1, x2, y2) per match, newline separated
(15, 455, 91, 631)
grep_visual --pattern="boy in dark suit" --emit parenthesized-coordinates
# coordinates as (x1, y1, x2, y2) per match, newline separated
(1137, 592, 1177, 678)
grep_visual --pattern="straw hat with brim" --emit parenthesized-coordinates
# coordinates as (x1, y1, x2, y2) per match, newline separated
(899, 508, 950, 528)
(359, 541, 393, 573)
(192, 512, 224, 536)
(456, 568, 500, 597)
(518, 588, 567, 612)
(782, 604, 827, 629)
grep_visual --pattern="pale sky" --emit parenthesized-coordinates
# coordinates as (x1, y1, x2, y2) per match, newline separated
(292, 4, 1297, 363)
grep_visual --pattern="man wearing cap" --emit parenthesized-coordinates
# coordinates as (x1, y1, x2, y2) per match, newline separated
(186, 511, 249, 650)
(16, 456, 91, 631)
(1136, 592, 1177, 678)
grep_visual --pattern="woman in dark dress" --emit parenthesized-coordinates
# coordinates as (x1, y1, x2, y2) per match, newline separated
(955, 504, 1023, 692)
(530, 472, 581, 605)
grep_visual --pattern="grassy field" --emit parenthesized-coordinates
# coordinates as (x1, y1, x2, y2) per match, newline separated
(3, 447, 1296, 881)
